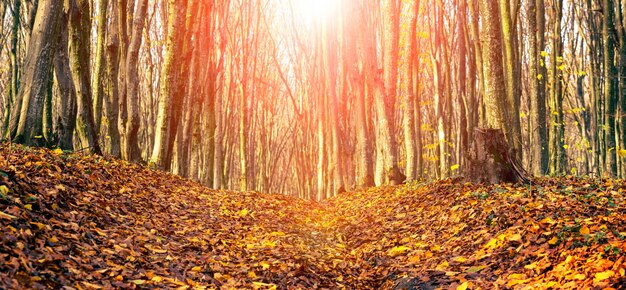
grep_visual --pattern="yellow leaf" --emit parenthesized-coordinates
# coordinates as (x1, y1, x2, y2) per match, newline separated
(152, 248, 167, 254)
(618, 149, 626, 158)
(508, 273, 526, 279)
(594, 270, 614, 282)
(507, 279, 529, 288)
(0, 211, 17, 220)
(580, 226, 590, 235)
(24, 204, 32, 210)
(0, 185, 9, 194)
(453, 256, 468, 263)
(53, 148, 64, 155)
(456, 282, 468, 290)
(130, 280, 145, 285)
(253, 282, 277, 289)
(450, 164, 460, 171)
(540, 217, 556, 225)
(548, 236, 559, 245)
(573, 273, 586, 280)
(238, 209, 250, 217)
(483, 238, 500, 250)
(508, 234, 522, 242)
(436, 260, 449, 270)
(248, 271, 257, 278)
(151, 275, 163, 282)
(388, 246, 411, 257)
(524, 262, 537, 270)
(191, 266, 202, 271)
(260, 261, 270, 270)
(262, 240, 276, 247)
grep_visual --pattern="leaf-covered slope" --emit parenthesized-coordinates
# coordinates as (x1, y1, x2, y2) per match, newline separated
(0, 144, 625, 289)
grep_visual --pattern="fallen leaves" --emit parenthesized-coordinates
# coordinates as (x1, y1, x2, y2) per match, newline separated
(0, 144, 625, 289)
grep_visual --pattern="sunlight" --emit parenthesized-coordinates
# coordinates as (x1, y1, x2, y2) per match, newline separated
(291, 0, 339, 26)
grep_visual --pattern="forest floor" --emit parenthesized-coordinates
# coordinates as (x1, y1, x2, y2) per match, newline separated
(0, 144, 625, 289)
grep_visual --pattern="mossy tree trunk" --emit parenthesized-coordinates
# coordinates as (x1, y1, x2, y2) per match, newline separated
(8, 0, 63, 147)
(68, 0, 102, 155)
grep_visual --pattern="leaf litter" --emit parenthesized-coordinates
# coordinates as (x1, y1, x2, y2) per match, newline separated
(0, 144, 625, 289)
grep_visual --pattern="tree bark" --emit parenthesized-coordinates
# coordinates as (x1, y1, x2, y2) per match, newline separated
(151, 0, 189, 170)
(124, 0, 149, 162)
(54, 14, 77, 150)
(8, 0, 63, 146)
(68, 0, 102, 154)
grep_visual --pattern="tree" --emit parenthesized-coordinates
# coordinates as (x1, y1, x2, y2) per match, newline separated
(527, 0, 549, 175)
(7, 0, 63, 146)
(465, 0, 526, 183)
(123, 0, 149, 162)
(68, 0, 102, 155)
(54, 12, 77, 150)
(603, 0, 618, 177)
(151, 0, 189, 170)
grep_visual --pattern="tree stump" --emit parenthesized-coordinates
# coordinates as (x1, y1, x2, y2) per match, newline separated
(464, 128, 528, 184)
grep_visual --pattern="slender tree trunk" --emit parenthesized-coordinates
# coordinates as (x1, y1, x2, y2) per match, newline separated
(93, 0, 108, 136)
(499, 0, 523, 158)
(378, 0, 404, 184)
(404, 0, 420, 181)
(151, 0, 189, 170)
(68, 0, 102, 154)
(124, 0, 148, 161)
(4, 0, 20, 137)
(105, 0, 122, 157)
(603, 0, 618, 176)
(54, 15, 77, 150)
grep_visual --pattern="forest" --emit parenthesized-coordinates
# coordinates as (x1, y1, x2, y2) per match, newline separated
(0, 0, 624, 199)
(0, 0, 625, 289)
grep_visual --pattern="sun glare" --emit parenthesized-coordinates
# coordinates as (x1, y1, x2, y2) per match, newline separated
(291, 0, 339, 26)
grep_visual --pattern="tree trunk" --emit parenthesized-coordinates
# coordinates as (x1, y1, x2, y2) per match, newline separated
(603, 0, 619, 177)
(105, 0, 122, 157)
(124, 0, 148, 162)
(54, 14, 77, 150)
(8, 0, 63, 146)
(151, 0, 189, 170)
(465, 0, 527, 184)
(68, 0, 102, 155)
(93, 0, 108, 136)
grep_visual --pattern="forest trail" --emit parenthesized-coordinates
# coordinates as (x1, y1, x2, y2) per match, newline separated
(1, 144, 625, 289)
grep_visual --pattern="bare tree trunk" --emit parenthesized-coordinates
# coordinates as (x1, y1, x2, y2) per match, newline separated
(54, 14, 77, 150)
(403, 0, 420, 181)
(151, 0, 189, 170)
(124, 0, 148, 161)
(8, 0, 63, 146)
(603, 0, 619, 176)
(3, 0, 20, 138)
(105, 0, 121, 157)
(68, 0, 102, 154)
(465, 0, 527, 184)
(93, 0, 108, 136)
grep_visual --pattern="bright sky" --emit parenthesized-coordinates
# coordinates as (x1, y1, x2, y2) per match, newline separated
(290, 0, 339, 26)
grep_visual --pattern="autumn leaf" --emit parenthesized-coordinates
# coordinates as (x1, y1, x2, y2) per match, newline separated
(456, 282, 468, 290)
(594, 270, 614, 282)
(388, 246, 411, 257)
(580, 226, 590, 235)
(0, 210, 17, 220)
